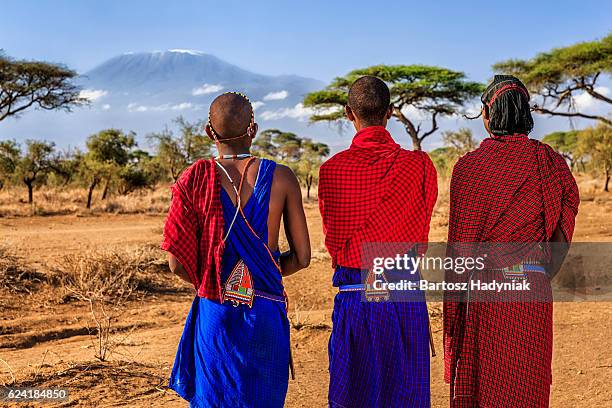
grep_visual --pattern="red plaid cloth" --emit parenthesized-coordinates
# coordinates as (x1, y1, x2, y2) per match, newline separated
(444, 134, 579, 408)
(318, 126, 438, 269)
(161, 159, 225, 300)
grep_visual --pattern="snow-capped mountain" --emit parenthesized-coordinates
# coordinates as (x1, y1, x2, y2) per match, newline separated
(0, 50, 330, 149)
(81, 50, 323, 106)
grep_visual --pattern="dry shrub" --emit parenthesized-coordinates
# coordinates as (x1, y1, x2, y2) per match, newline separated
(0, 246, 49, 293)
(12, 360, 168, 403)
(56, 245, 170, 302)
(54, 246, 167, 361)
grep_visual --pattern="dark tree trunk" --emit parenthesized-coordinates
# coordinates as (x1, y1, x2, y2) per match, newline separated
(101, 179, 110, 200)
(393, 108, 422, 151)
(306, 176, 312, 199)
(24, 179, 34, 204)
(605, 167, 610, 193)
(87, 179, 98, 209)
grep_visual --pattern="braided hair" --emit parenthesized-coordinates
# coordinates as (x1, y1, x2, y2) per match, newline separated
(481, 75, 534, 136)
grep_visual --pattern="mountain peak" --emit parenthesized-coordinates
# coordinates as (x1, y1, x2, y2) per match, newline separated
(165, 49, 204, 56)
(82, 51, 323, 100)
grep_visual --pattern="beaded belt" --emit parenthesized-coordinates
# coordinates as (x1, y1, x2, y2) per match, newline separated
(494, 263, 547, 280)
(337, 284, 366, 292)
(253, 289, 287, 303)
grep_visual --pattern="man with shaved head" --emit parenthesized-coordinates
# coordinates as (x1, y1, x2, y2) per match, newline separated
(318, 76, 438, 407)
(162, 92, 311, 407)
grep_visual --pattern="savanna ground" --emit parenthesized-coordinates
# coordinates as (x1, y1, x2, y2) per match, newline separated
(0, 174, 611, 407)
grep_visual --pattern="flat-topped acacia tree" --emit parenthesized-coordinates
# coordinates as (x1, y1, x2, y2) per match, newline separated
(303, 65, 484, 151)
(493, 34, 612, 126)
(0, 52, 86, 121)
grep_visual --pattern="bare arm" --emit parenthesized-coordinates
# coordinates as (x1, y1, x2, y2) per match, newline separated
(279, 167, 311, 276)
(547, 153, 579, 280)
(167, 253, 194, 285)
(548, 224, 570, 280)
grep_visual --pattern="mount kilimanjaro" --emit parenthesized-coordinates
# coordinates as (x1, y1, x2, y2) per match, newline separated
(0, 50, 326, 148)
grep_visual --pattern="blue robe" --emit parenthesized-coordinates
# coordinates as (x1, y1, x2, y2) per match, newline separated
(329, 266, 431, 408)
(169, 159, 290, 408)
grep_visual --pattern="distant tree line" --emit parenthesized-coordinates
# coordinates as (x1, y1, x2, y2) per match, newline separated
(0, 117, 331, 207)
(1, 36, 610, 209)
(542, 124, 611, 192)
(252, 129, 330, 198)
(429, 124, 612, 192)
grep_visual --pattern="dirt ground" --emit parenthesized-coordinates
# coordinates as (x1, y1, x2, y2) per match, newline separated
(1, 183, 611, 407)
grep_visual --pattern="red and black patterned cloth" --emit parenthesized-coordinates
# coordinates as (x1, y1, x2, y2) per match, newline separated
(444, 134, 579, 408)
(161, 159, 225, 300)
(318, 126, 438, 269)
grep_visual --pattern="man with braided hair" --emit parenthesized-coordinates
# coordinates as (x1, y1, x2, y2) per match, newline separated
(444, 75, 579, 407)
(162, 92, 311, 407)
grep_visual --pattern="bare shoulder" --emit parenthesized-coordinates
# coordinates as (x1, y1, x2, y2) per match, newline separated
(272, 163, 300, 188)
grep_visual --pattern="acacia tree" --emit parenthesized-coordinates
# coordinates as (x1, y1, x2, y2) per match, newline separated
(0, 52, 86, 121)
(148, 116, 213, 181)
(303, 65, 484, 150)
(430, 128, 478, 177)
(117, 150, 160, 195)
(15, 140, 55, 204)
(442, 127, 478, 156)
(253, 129, 302, 160)
(542, 130, 581, 170)
(253, 129, 329, 198)
(82, 129, 136, 208)
(251, 129, 277, 159)
(578, 124, 612, 192)
(0, 139, 21, 190)
(297, 139, 330, 199)
(49, 149, 84, 187)
(493, 34, 612, 125)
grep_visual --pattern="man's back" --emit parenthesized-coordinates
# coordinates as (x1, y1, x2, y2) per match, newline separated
(449, 136, 579, 243)
(216, 157, 306, 254)
(319, 126, 437, 268)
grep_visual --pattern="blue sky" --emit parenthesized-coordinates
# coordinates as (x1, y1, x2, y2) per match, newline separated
(0, 1, 610, 151)
(2, 0, 610, 82)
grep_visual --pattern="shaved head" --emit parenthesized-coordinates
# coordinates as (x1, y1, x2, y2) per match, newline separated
(348, 76, 391, 125)
(208, 92, 254, 141)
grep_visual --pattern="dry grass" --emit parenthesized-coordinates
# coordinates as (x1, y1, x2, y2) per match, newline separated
(10, 360, 169, 402)
(49, 246, 180, 361)
(53, 245, 178, 302)
(0, 186, 170, 217)
(0, 243, 183, 301)
(0, 247, 49, 294)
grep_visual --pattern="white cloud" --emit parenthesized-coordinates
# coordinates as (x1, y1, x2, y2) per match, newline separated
(101, 104, 111, 111)
(263, 90, 289, 101)
(252, 101, 265, 110)
(171, 102, 193, 110)
(574, 86, 610, 110)
(192, 83, 224, 96)
(400, 105, 428, 120)
(259, 103, 315, 121)
(127, 102, 198, 113)
(80, 89, 108, 101)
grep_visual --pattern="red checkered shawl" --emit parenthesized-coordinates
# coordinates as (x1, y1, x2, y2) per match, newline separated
(161, 159, 225, 300)
(443, 134, 580, 406)
(318, 126, 438, 269)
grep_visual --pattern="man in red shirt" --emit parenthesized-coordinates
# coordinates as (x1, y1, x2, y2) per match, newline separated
(319, 76, 437, 408)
